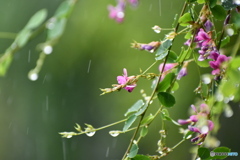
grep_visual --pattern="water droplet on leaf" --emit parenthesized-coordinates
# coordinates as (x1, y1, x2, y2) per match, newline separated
(28, 72, 38, 81)
(43, 45, 53, 54)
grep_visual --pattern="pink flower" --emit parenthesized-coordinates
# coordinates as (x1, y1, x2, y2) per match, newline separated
(178, 103, 214, 145)
(128, 0, 138, 6)
(117, 68, 136, 92)
(209, 54, 230, 75)
(108, 0, 126, 23)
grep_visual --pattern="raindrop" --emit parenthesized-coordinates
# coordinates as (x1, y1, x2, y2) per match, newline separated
(229, 95, 234, 101)
(109, 130, 120, 137)
(201, 126, 209, 134)
(186, 134, 192, 139)
(46, 18, 56, 30)
(29, 72, 38, 81)
(224, 105, 233, 118)
(66, 135, 72, 138)
(238, 67, 240, 71)
(224, 97, 229, 103)
(226, 28, 234, 36)
(202, 75, 211, 84)
(43, 45, 53, 55)
(152, 25, 161, 33)
(86, 131, 96, 137)
(117, 12, 124, 19)
(215, 92, 224, 102)
(87, 59, 92, 73)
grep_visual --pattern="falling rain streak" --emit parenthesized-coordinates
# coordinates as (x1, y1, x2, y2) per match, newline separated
(46, 96, 49, 111)
(159, 0, 162, 16)
(28, 50, 31, 63)
(87, 59, 92, 73)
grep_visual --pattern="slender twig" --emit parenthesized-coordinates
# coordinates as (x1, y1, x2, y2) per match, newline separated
(121, 2, 189, 159)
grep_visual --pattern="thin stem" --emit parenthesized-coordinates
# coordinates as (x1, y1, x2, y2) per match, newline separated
(121, 2, 188, 159)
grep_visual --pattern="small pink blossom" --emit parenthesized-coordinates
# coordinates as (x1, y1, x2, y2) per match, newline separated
(117, 68, 136, 92)
(108, 0, 126, 23)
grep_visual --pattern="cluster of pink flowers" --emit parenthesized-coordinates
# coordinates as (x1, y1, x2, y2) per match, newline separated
(108, 0, 139, 23)
(178, 103, 214, 145)
(185, 20, 230, 76)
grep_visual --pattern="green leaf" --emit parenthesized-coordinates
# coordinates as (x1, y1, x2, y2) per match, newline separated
(157, 92, 175, 107)
(172, 81, 179, 91)
(140, 114, 154, 125)
(128, 144, 139, 158)
(132, 154, 151, 160)
(163, 115, 180, 126)
(55, 1, 73, 18)
(220, 36, 230, 48)
(155, 40, 172, 60)
(176, 48, 192, 63)
(157, 73, 175, 92)
(135, 104, 148, 116)
(210, 147, 231, 159)
(209, 0, 217, 8)
(0, 53, 13, 76)
(125, 100, 145, 117)
(197, 0, 205, 4)
(15, 29, 31, 47)
(198, 147, 210, 159)
(178, 12, 192, 26)
(210, 5, 227, 21)
(167, 50, 178, 63)
(140, 126, 148, 137)
(123, 115, 137, 132)
(47, 18, 66, 39)
(25, 9, 47, 30)
(184, 31, 192, 39)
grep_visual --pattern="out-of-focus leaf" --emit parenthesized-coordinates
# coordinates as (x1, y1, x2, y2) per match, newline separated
(132, 154, 151, 160)
(0, 53, 13, 76)
(157, 92, 175, 107)
(140, 126, 148, 137)
(220, 36, 230, 48)
(178, 12, 192, 26)
(123, 115, 137, 132)
(155, 40, 172, 60)
(128, 144, 139, 158)
(198, 147, 210, 159)
(197, 0, 205, 4)
(55, 1, 73, 18)
(47, 18, 66, 39)
(176, 48, 192, 63)
(209, 0, 217, 8)
(210, 147, 231, 159)
(125, 100, 144, 117)
(210, 5, 227, 21)
(15, 29, 31, 47)
(25, 9, 47, 30)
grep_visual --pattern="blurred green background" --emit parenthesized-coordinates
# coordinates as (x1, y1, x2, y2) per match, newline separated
(0, 0, 239, 159)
